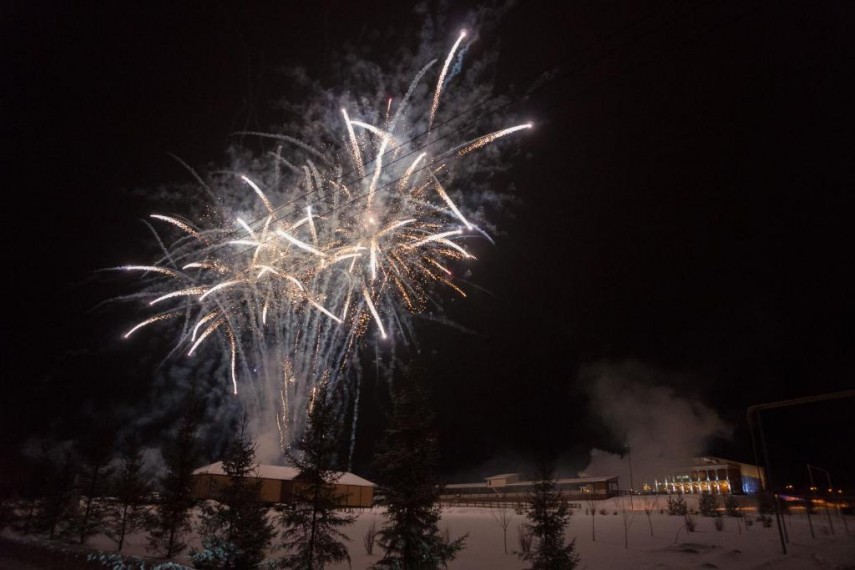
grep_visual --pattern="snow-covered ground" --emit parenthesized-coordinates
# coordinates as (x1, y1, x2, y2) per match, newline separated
(429, 500, 855, 570)
(5, 496, 854, 569)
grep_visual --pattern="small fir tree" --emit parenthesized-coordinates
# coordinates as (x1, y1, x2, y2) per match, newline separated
(698, 491, 718, 517)
(666, 493, 688, 516)
(15, 442, 55, 535)
(190, 414, 275, 569)
(39, 444, 80, 540)
(278, 381, 356, 569)
(724, 494, 741, 517)
(372, 375, 466, 570)
(105, 441, 151, 552)
(146, 393, 202, 558)
(68, 436, 115, 544)
(518, 462, 579, 569)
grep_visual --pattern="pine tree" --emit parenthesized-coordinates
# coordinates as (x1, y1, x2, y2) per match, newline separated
(278, 382, 355, 570)
(35, 443, 80, 540)
(518, 462, 579, 570)
(372, 375, 466, 570)
(14, 448, 46, 535)
(146, 393, 202, 558)
(190, 414, 275, 569)
(105, 441, 151, 552)
(69, 436, 114, 545)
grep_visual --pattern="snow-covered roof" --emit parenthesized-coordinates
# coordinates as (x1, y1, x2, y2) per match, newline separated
(446, 475, 619, 490)
(445, 482, 493, 489)
(494, 476, 617, 488)
(553, 476, 618, 485)
(193, 462, 375, 487)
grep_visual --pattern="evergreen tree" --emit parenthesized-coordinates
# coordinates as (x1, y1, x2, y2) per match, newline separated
(15, 442, 55, 535)
(278, 382, 355, 570)
(146, 393, 202, 558)
(666, 492, 688, 516)
(191, 414, 275, 569)
(38, 444, 80, 540)
(68, 435, 114, 544)
(105, 441, 151, 552)
(724, 494, 741, 518)
(372, 375, 466, 570)
(698, 491, 718, 517)
(518, 462, 578, 570)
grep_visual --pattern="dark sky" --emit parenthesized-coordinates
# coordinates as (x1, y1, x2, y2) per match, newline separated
(3, 1, 854, 489)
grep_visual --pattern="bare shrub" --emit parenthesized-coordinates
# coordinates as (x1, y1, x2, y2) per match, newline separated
(684, 514, 696, 532)
(616, 496, 635, 549)
(363, 517, 378, 555)
(642, 495, 659, 539)
(490, 494, 515, 554)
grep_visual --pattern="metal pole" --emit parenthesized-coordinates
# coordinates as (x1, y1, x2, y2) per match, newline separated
(823, 470, 837, 536)
(805, 465, 816, 539)
(627, 448, 635, 510)
(754, 411, 788, 553)
(809, 464, 835, 535)
(820, 469, 847, 535)
(745, 390, 854, 553)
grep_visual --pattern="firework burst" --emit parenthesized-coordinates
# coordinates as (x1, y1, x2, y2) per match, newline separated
(116, 29, 530, 459)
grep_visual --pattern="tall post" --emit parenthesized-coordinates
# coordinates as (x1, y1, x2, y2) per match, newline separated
(746, 390, 855, 555)
(805, 465, 816, 539)
(627, 447, 635, 510)
(749, 409, 787, 554)
(808, 465, 835, 535)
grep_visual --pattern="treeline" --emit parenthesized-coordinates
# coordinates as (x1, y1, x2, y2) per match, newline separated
(1, 373, 581, 569)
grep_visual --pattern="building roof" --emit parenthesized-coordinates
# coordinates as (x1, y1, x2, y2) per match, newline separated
(445, 475, 618, 490)
(554, 476, 619, 485)
(192, 462, 376, 487)
(446, 482, 495, 490)
(486, 473, 519, 480)
(691, 456, 764, 475)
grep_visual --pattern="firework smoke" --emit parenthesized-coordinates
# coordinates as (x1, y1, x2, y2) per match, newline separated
(115, 16, 528, 463)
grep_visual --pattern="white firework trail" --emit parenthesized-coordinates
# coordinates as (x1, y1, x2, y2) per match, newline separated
(115, 30, 530, 461)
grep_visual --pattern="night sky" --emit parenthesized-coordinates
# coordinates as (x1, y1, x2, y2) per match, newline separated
(3, 1, 854, 489)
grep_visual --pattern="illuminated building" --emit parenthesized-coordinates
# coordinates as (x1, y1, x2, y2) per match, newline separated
(653, 456, 764, 495)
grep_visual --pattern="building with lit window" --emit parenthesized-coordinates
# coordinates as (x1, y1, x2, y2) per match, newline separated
(653, 456, 764, 495)
(441, 472, 620, 505)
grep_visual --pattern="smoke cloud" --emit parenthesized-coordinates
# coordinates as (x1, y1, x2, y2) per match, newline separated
(579, 360, 731, 489)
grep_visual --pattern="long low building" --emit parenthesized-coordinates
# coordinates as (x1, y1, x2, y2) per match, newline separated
(441, 472, 620, 505)
(192, 462, 376, 508)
